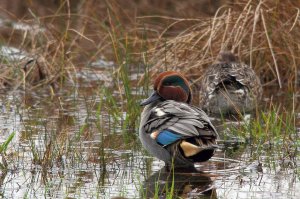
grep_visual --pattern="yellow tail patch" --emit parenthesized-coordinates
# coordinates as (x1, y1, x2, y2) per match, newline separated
(180, 140, 202, 157)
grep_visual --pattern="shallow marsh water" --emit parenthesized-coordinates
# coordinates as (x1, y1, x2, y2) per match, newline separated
(0, 62, 299, 199)
(0, 6, 299, 198)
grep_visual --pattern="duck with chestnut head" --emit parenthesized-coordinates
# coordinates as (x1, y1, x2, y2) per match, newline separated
(199, 51, 263, 115)
(139, 71, 218, 168)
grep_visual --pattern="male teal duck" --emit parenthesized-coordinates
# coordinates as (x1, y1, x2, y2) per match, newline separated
(139, 71, 218, 168)
(199, 52, 263, 115)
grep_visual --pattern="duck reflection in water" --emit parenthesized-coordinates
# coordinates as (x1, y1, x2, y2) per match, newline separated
(142, 166, 217, 199)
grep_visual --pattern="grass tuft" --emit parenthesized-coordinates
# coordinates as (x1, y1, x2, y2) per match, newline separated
(147, 0, 300, 89)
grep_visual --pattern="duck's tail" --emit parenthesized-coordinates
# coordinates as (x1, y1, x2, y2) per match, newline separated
(180, 137, 218, 162)
(166, 137, 218, 165)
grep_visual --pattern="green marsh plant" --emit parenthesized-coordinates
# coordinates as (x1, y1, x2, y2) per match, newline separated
(229, 104, 297, 168)
(0, 132, 15, 170)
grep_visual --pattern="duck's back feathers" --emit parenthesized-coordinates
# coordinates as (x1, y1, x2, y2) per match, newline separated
(140, 100, 218, 167)
(200, 52, 262, 114)
(203, 62, 261, 94)
(143, 100, 218, 139)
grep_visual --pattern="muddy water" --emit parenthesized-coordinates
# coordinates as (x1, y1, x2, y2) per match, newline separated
(0, 63, 299, 199)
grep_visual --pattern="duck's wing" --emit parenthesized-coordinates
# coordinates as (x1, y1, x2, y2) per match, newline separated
(203, 62, 261, 92)
(200, 62, 262, 104)
(229, 62, 262, 92)
(143, 100, 218, 139)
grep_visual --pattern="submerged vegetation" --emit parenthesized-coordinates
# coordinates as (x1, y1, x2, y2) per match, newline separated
(0, 0, 299, 198)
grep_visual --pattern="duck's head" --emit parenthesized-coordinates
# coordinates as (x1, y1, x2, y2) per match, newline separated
(217, 51, 238, 63)
(141, 71, 192, 106)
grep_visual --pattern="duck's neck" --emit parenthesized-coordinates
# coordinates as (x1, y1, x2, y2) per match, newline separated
(141, 99, 161, 120)
(144, 99, 161, 111)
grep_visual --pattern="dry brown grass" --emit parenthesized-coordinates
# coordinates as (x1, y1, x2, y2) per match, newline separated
(0, 0, 299, 90)
(0, 0, 81, 90)
(0, 26, 71, 90)
(147, 0, 300, 89)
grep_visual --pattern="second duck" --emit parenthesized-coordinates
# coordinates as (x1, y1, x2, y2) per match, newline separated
(199, 51, 263, 115)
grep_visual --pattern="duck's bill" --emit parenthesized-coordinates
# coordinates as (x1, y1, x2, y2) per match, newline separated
(140, 91, 161, 106)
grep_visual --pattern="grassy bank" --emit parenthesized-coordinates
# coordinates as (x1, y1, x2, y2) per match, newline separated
(0, 0, 299, 91)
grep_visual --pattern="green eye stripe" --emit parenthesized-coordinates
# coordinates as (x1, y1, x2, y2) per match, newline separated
(163, 76, 189, 93)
